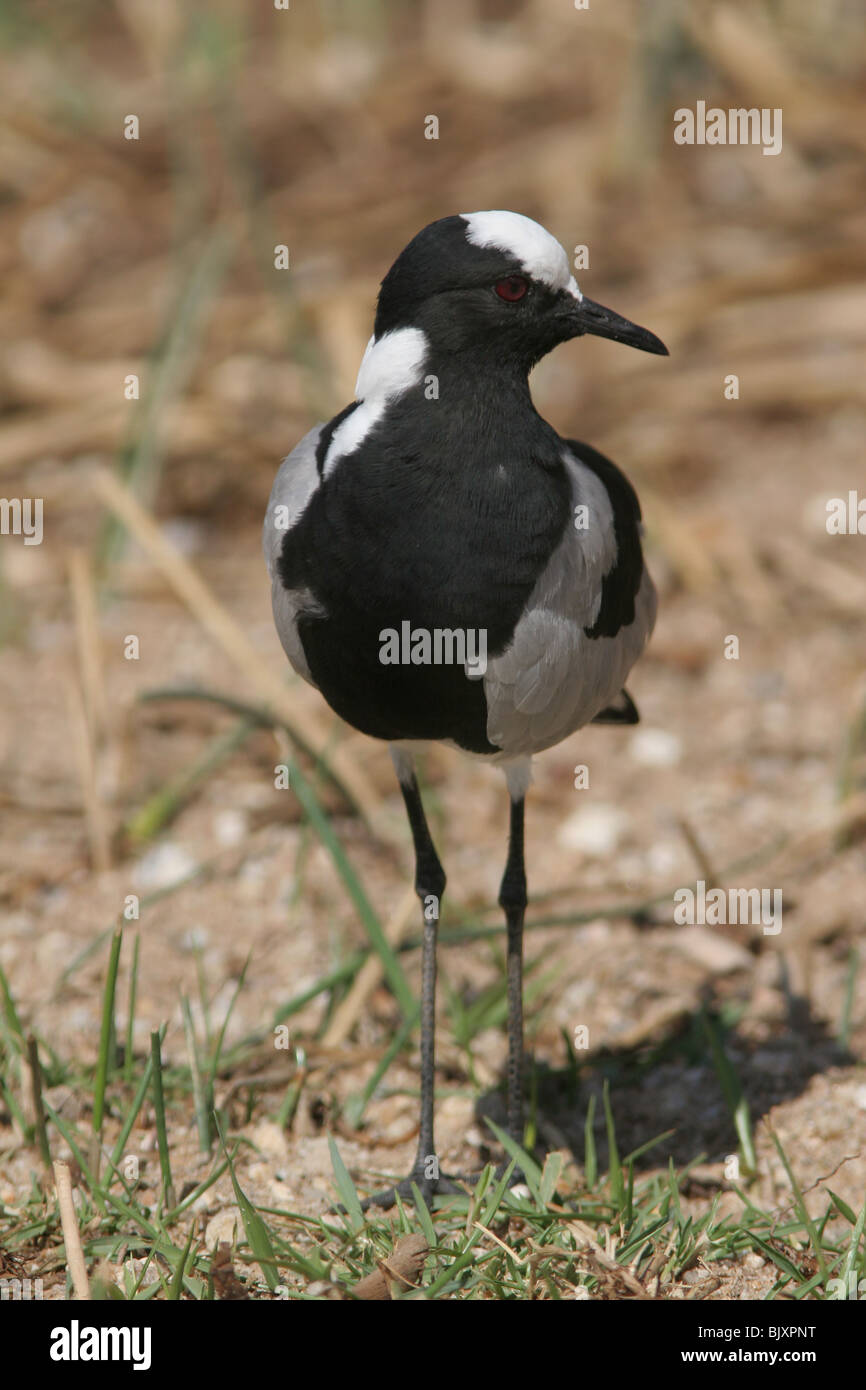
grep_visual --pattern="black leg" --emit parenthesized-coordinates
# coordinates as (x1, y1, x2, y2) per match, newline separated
(399, 772, 446, 1176)
(355, 758, 530, 1212)
(498, 794, 527, 1143)
(360, 760, 465, 1210)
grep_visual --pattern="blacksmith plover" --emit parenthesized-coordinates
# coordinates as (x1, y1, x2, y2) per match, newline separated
(264, 211, 668, 1208)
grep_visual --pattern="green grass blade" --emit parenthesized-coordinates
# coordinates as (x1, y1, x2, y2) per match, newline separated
(0, 962, 25, 1050)
(747, 1232, 804, 1285)
(41, 1100, 107, 1216)
(101, 223, 235, 563)
(169, 1227, 197, 1300)
(602, 1079, 624, 1209)
(701, 1012, 757, 1174)
(125, 718, 257, 845)
(424, 1228, 485, 1298)
(836, 1195, 866, 1300)
(767, 1127, 827, 1280)
(150, 1029, 175, 1209)
(217, 1122, 280, 1291)
(343, 1004, 419, 1129)
(483, 1119, 542, 1200)
(539, 1150, 563, 1207)
(123, 932, 140, 1085)
(0, 1072, 28, 1134)
(163, 1156, 231, 1223)
(290, 759, 415, 1020)
(92, 929, 123, 1149)
(826, 1188, 857, 1226)
(328, 1136, 365, 1232)
(26, 1034, 51, 1170)
(110, 1056, 153, 1175)
(181, 995, 211, 1154)
(411, 1187, 437, 1251)
(210, 953, 250, 1077)
(838, 947, 859, 1051)
(584, 1093, 597, 1186)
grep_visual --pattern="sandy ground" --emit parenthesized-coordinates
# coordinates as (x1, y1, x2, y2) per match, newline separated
(3, 410, 865, 1295)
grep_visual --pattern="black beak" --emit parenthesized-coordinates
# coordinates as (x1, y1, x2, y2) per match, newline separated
(561, 294, 669, 356)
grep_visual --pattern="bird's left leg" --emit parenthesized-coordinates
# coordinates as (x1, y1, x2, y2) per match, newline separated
(360, 748, 464, 1211)
(499, 784, 528, 1149)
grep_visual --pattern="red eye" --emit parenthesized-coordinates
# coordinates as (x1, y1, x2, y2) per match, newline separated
(494, 275, 528, 302)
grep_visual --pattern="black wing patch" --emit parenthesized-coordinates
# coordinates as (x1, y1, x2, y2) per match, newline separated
(590, 687, 640, 724)
(567, 437, 645, 641)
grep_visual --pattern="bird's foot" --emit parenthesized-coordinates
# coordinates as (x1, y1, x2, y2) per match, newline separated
(492, 1159, 526, 1189)
(359, 1166, 468, 1212)
(358, 1156, 526, 1212)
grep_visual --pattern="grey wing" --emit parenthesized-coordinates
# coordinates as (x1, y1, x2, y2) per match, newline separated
(484, 448, 657, 757)
(263, 424, 325, 687)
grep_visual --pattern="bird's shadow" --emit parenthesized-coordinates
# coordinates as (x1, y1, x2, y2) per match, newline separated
(473, 979, 852, 1177)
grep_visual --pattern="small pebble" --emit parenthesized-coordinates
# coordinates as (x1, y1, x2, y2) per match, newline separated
(557, 804, 627, 855)
(205, 1209, 240, 1250)
(677, 926, 752, 974)
(214, 809, 247, 847)
(134, 842, 198, 892)
(628, 728, 682, 767)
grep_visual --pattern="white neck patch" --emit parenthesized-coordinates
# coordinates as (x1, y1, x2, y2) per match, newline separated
(460, 210, 582, 300)
(323, 326, 428, 476)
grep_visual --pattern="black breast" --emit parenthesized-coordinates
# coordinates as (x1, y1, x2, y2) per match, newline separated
(277, 394, 571, 752)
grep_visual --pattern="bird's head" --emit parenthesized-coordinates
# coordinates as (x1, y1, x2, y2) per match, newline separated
(372, 210, 668, 372)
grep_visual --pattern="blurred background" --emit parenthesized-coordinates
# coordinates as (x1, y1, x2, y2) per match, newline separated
(1, 0, 865, 1267)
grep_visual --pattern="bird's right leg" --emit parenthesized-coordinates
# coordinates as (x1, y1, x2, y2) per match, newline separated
(360, 749, 464, 1210)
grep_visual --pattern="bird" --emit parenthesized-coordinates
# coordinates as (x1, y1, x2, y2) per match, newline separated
(263, 210, 668, 1209)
